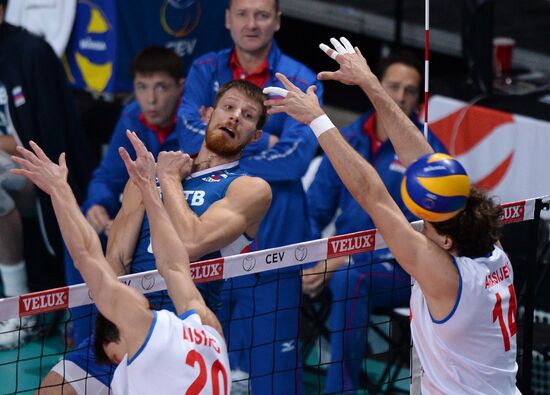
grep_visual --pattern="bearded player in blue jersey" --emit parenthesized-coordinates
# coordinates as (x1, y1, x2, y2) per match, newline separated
(38, 80, 272, 394)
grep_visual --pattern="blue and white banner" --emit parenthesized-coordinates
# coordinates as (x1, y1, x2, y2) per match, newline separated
(66, 0, 231, 94)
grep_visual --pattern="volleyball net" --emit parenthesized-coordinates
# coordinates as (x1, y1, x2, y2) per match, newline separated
(0, 197, 546, 394)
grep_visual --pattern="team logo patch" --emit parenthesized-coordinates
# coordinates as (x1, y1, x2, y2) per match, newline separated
(12, 86, 25, 107)
(202, 173, 228, 182)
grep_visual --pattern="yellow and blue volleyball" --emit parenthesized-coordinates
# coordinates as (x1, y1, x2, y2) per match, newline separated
(401, 153, 470, 222)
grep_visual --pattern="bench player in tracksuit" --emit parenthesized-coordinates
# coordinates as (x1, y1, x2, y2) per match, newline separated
(178, 3, 322, 393)
(305, 52, 447, 393)
(40, 80, 272, 394)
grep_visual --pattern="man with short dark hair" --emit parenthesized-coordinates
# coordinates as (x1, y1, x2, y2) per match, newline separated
(38, 79, 272, 394)
(303, 50, 447, 392)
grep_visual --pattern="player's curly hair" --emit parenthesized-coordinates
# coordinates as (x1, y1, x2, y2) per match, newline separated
(94, 313, 120, 365)
(214, 80, 268, 129)
(431, 187, 502, 258)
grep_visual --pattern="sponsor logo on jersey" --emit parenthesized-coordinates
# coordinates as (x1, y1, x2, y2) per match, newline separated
(191, 258, 223, 283)
(327, 230, 376, 258)
(184, 190, 206, 206)
(500, 201, 525, 224)
(201, 173, 228, 183)
(19, 287, 69, 316)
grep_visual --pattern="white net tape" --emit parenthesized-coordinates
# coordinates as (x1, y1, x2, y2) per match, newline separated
(0, 198, 538, 321)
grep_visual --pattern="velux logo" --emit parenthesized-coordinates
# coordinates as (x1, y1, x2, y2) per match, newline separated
(191, 259, 224, 284)
(327, 230, 376, 258)
(500, 201, 525, 224)
(19, 287, 69, 316)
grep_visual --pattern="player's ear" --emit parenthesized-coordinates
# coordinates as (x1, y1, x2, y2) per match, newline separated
(251, 129, 263, 143)
(204, 107, 214, 123)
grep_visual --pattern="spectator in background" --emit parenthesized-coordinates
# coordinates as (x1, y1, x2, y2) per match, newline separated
(178, 0, 322, 393)
(304, 51, 447, 393)
(0, 0, 92, 309)
(81, 46, 203, 238)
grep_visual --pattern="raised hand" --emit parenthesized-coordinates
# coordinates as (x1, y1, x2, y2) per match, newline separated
(317, 37, 373, 87)
(10, 141, 68, 195)
(119, 130, 156, 189)
(156, 151, 193, 182)
(263, 72, 324, 125)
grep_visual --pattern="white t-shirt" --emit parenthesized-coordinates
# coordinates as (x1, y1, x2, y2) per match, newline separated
(111, 309, 230, 395)
(410, 246, 521, 394)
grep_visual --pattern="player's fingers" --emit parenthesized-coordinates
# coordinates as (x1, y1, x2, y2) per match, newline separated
(274, 73, 301, 93)
(58, 152, 67, 169)
(340, 37, 354, 53)
(9, 168, 32, 179)
(118, 147, 134, 171)
(126, 130, 147, 157)
(306, 85, 317, 96)
(317, 70, 340, 81)
(330, 37, 346, 55)
(266, 106, 287, 115)
(263, 86, 288, 97)
(319, 43, 338, 60)
(264, 98, 285, 108)
(29, 140, 50, 162)
(15, 145, 40, 166)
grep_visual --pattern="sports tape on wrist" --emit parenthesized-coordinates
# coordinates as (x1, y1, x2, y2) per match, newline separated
(309, 114, 335, 138)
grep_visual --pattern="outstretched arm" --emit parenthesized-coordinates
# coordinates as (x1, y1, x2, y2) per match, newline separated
(10, 142, 151, 351)
(264, 56, 457, 315)
(120, 131, 223, 335)
(317, 37, 433, 167)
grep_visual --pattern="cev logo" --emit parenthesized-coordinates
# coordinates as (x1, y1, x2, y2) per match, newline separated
(161, 0, 202, 38)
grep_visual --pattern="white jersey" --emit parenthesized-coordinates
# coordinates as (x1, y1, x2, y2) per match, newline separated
(111, 309, 230, 395)
(410, 246, 521, 395)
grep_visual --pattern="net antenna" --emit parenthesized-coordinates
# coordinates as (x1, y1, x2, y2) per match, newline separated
(423, 0, 430, 139)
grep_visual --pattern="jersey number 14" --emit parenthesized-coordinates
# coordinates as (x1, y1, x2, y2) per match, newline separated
(492, 284, 517, 352)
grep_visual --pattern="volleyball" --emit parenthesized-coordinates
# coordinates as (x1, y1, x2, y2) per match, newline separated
(401, 153, 470, 222)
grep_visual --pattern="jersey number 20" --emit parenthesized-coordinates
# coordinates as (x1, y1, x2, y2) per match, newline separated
(186, 349, 228, 395)
(492, 284, 517, 352)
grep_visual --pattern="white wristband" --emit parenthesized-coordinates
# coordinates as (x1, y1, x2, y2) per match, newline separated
(309, 114, 335, 138)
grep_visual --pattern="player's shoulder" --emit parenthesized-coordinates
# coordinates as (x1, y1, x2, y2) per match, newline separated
(228, 175, 272, 201)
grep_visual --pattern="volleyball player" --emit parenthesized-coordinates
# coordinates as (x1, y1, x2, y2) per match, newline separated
(12, 136, 231, 394)
(264, 38, 520, 394)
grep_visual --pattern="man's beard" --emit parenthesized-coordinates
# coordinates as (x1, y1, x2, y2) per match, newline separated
(205, 128, 247, 157)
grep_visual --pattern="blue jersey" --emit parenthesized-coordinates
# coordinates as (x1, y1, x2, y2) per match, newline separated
(179, 41, 322, 251)
(132, 161, 251, 312)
